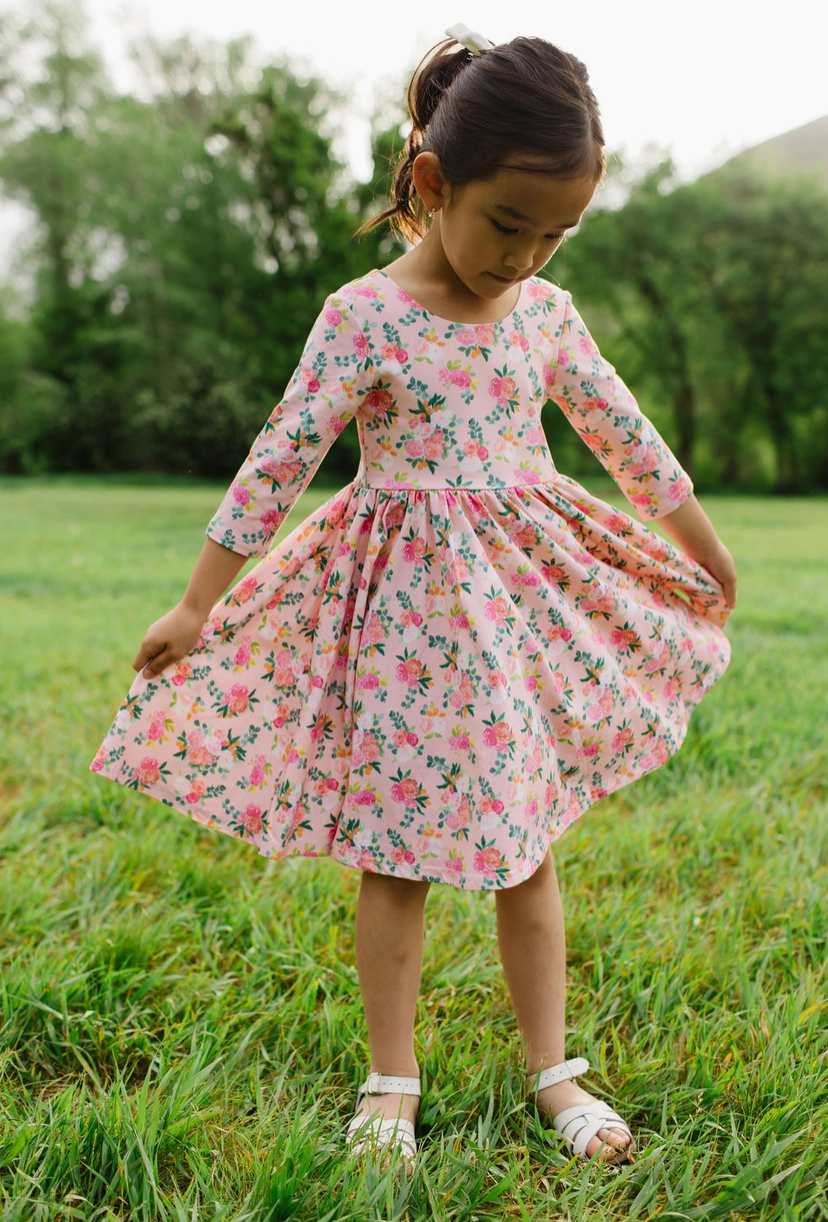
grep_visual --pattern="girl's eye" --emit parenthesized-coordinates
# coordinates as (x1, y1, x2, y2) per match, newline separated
(491, 219, 566, 242)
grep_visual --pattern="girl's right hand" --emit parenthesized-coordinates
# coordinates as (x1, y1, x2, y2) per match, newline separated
(133, 602, 208, 678)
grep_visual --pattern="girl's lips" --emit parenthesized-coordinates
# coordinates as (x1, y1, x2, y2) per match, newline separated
(490, 273, 516, 284)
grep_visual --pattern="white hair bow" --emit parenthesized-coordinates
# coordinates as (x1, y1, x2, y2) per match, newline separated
(445, 23, 495, 56)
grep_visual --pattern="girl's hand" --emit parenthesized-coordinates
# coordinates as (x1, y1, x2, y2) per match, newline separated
(657, 496, 738, 610)
(692, 541, 738, 610)
(133, 603, 207, 678)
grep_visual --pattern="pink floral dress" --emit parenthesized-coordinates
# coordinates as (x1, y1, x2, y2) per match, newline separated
(91, 268, 731, 891)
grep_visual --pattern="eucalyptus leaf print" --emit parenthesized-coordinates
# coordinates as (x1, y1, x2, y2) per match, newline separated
(92, 268, 731, 891)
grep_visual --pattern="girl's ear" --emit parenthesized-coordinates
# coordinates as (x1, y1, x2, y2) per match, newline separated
(412, 151, 449, 215)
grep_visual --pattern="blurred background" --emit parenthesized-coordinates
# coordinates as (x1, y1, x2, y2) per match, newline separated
(1, 0, 827, 493)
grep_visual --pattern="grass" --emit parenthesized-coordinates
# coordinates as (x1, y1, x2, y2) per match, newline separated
(0, 475, 826, 1221)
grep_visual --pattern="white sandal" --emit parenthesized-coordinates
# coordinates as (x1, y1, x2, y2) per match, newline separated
(345, 1071, 420, 1169)
(526, 1057, 635, 1164)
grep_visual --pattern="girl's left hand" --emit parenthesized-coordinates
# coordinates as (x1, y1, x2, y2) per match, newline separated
(695, 541, 738, 609)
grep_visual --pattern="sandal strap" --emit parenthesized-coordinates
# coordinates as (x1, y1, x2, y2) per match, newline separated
(551, 1102, 632, 1159)
(526, 1056, 590, 1094)
(346, 1115, 417, 1160)
(359, 1072, 421, 1098)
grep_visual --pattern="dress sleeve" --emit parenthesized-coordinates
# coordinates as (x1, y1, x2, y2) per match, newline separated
(545, 291, 693, 520)
(206, 293, 374, 557)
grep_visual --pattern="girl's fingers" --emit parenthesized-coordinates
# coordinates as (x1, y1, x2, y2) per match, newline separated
(143, 651, 172, 678)
(133, 641, 161, 673)
(134, 638, 170, 675)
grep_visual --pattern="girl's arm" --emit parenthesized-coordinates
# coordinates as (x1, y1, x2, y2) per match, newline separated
(133, 292, 375, 681)
(133, 537, 248, 678)
(657, 494, 738, 609)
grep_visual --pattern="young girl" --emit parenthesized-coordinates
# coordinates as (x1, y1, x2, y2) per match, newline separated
(91, 24, 736, 1172)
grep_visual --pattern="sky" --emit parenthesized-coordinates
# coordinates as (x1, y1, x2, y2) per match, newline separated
(2, 0, 827, 266)
(88, 0, 828, 176)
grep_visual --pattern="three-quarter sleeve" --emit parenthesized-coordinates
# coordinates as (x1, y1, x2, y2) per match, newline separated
(206, 293, 374, 557)
(546, 291, 693, 519)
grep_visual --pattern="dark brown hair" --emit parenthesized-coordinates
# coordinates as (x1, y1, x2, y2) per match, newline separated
(360, 33, 606, 244)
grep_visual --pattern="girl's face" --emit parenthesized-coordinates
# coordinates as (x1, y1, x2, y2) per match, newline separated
(420, 156, 598, 303)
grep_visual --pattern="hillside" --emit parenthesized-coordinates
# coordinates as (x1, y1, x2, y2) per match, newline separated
(713, 114, 828, 187)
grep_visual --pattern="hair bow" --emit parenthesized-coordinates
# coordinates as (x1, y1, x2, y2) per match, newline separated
(445, 22, 495, 56)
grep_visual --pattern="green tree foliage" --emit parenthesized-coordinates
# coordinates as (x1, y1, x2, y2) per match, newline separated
(0, 1, 403, 477)
(1, 2, 826, 492)
(555, 158, 828, 493)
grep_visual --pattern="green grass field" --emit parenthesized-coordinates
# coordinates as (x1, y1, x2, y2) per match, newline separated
(1, 477, 826, 1221)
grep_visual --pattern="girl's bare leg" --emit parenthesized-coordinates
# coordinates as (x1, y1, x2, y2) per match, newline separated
(494, 849, 631, 1157)
(352, 871, 431, 1129)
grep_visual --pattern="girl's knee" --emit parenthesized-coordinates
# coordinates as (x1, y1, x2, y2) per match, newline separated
(360, 870, 431, 901)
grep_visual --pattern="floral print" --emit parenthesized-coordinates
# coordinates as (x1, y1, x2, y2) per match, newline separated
(91, 268, 731, 891)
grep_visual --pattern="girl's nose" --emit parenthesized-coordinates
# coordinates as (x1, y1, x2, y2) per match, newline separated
(504, 245, 536, 273)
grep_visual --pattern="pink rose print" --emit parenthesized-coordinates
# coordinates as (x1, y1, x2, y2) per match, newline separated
(403, 536, 428, 564)
(171, 661, 193, 687)
(577, 742, 601, 759)
(547, 625, 573, 643)
(354, 789, 379, 806)
(243, 804, 263, 835)
(439, 367, 472, 388)
(627, 444, 659, 477)
(485, 596, 511, 627)
(527, 280, 551, 300)
(135, 756, 160, 786)
(474, 846, 503, 873)
(186, 731, 217, 767)
(231, 575, 258, 605)
(234, 638, 252, 667)
(227, 684, 250, 714)
(365, 387, 394, 417)
(363, 613, 385, 648)
(390, 777, 421, 804)
(186, 780, 206, 805)
(483, 721, 513, 752)
(249, 755, 267, 786)
(610, 627, 640, 648)
(489, 375, 517, 405)
(396, 657, 425, 687)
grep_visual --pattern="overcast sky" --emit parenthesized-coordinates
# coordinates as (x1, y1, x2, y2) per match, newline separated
(90, 0, 828, 176)
(2, 0, 827, 267)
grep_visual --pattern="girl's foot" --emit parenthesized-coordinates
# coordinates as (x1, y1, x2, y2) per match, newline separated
(534, 1077, 632, 1160)
(352, 1087, 420, 1133)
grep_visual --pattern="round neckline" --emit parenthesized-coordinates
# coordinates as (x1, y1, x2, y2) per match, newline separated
(373, 267, 526, 327)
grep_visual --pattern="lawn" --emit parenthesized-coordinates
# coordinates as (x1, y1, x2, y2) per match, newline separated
(0, 477, 826, 1221)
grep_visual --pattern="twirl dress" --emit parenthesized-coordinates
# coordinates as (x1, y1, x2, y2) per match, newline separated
(91, 268, 732, 891)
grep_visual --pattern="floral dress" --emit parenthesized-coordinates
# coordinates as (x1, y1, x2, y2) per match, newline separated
(91, 268, 731, 891)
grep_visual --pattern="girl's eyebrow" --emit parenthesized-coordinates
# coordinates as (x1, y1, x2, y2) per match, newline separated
(494, 203, 578, 228)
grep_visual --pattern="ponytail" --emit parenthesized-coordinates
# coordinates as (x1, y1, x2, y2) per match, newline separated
(358, 32, 606, 245)
(358, 38, 475, 244)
